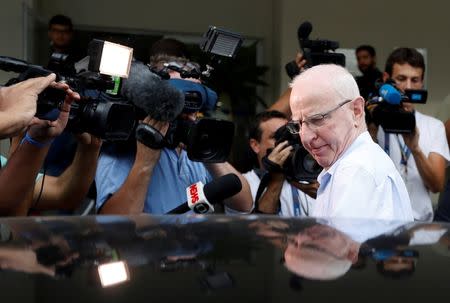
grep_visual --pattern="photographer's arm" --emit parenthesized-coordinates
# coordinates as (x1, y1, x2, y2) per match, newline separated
(31, 134, 102, 211)
(403, 128, 447, 193)
(99, 118, 169, 215)
(269, 53, 307, 116)
(205, 162, 253, 212)
(0, 78, 76, 215)
(270, 88, 292, 116)
(0, 139, 51, 215)
(257, 172, 285, 214)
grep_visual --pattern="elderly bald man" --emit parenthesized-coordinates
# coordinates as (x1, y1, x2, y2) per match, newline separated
(288, 64, 413, 221)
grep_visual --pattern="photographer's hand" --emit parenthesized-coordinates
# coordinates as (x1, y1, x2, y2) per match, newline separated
(268, 140, 293, 167)
(295, 52, 307, 72)
(27, 81, 79, 143)
(402, 127, 447, 193)
(402, 127, 420, 153)
(99, 117, 169, 215)
(136, 117, 169, 164)
(0, 74, 56, 139)
(256, 141, 293, 214)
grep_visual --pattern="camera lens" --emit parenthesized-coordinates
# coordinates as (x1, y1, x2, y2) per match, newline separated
(303, 153, 321, 174)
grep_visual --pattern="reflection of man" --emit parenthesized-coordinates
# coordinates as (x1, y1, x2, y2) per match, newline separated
(283, 224, 359, 280)
(376, 48, 450, 221)
(289, 64, 413, 220)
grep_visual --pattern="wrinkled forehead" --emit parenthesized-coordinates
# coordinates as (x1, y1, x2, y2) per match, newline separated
(290, 80, 338, 117)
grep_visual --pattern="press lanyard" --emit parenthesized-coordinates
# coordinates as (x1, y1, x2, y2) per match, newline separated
(290, 185, 309, 217)
(291, 186, 301, 216)
(384, 133, 411, 173)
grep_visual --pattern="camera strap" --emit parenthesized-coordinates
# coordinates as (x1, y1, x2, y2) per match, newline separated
(384, 133, 411, 167)
(253, 171, 271, 213)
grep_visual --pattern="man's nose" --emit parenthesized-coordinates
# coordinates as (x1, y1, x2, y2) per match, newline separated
(300, 124, 316, 145)
(404, 79, 413, 90)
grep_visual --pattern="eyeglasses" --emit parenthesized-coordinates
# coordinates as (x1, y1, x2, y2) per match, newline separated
(286, 99, 353, 134)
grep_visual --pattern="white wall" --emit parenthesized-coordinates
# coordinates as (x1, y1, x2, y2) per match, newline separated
(36, 0, 277, 100)
(0, 0, 34, 155)
(278, 0, 450, 118)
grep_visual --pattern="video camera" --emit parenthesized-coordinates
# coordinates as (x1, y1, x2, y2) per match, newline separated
(152, 26, 243, 83)
(263, 124, 321, 183)
(285, 21, 346, 79)
(0, 39, 136, 141)
(136, 26, 243, 163)
(367, 81, 428, 133)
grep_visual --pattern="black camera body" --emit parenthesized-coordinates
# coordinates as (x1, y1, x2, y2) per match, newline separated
(368, 82, 428, 134)
(0, 40, 136, 141)
(137, 117, 234, 163)
(265, 125, 321, 182)
(285, 21, 345, 79)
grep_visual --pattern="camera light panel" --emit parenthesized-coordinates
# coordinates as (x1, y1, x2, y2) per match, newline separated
(98, 261, 130, 287)
(99, 41, 133, 78)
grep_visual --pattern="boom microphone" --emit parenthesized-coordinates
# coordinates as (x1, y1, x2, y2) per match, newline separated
(121, 61, 184, 122)
(167, 173, 242, 214)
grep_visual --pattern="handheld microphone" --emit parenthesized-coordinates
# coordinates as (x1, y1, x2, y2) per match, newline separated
(379, 83, 402, 105)
(285, 21, 313, 79)
(167, 173, 242, 214)
(297, 21, 313, 43)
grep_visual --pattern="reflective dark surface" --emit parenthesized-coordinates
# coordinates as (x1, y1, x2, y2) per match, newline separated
(0, 214, 449, 302)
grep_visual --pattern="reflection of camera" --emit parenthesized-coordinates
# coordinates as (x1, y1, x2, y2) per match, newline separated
(266, 125, 321, 182)
(0, 39, 136, 140)
(367, 82, 428, 134)
(285, 21, 345, 79)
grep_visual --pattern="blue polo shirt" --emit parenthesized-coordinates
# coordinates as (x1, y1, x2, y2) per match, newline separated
(95, 147, 212, 214)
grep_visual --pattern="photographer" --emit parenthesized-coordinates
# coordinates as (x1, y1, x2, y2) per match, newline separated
(289, 64, 413, 220)
(95, 47, 252, 215)
(354, 45, 383, 101)
(245, 110, 317, 215)
(375, 48, 450, 221)
(0, 76, 101, 215)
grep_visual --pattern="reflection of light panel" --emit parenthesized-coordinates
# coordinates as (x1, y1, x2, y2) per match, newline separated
(98, 261, 129, 287)
(99, 41, 133, 78)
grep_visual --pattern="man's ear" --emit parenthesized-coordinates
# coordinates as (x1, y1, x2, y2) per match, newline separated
(249, 138, 260, 154)
(352, 97, 365, 120)
(382, 72, 390, 83)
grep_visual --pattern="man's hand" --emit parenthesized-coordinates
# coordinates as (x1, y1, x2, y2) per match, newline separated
(135, 117, 170, 165)
(267, 141, 293, 168)
(402, 127, 420, 153)
(0, 74, 56, 138)
(27, 81, 79, 142)
(295, 52, 308, 72)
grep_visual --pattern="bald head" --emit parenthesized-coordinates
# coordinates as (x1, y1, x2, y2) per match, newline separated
(289, 64, 366, 169)
(290, 64, 360, 107)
